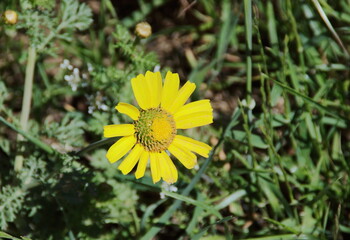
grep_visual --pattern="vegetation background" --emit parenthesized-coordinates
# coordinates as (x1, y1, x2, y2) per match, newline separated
(0, 0, 350, 239)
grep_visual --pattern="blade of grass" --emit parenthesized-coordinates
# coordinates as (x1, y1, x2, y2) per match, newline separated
(273, 79, 349, 122)
(215, 189, 246, 210)
(311, 0, 350, 57)
(244, 0, 252, 104)
(186, 192, 205, 236)
(162, 191, 222, 218)
(0, 116, 54, 154)
(244, 233, 319, 240)
(0, 231, 21, 240)
(267, 0, 279, 49)
(264, 217, 299, 234)
(192, 216, 235, 240)
(140, 199, 167, 232)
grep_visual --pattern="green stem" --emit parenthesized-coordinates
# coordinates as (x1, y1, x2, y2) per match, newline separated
(0, 116, 54, 154)
(74, 137, 119, 156)
(15, 47, 37, 171)
(244, 0, 252, 104)
(20, 47, 36, 131)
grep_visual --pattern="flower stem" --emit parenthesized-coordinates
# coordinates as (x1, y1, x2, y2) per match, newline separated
(14, 47, 37, 171)
(74, 137, 118, 156)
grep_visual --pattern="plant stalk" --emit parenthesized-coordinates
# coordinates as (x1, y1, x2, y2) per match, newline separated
(15, 47, 37, 171)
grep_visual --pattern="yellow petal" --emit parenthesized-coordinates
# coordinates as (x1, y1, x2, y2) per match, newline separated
(174, 100, 212, 120)
(103, 124, 135, 138)
(168, 142, 197, 169)
(145, 71, 162, 108)
(106, 135, 136, 163)
(173, 135, 212, 158)
(150, 152, 161, 183)
(131, 74, 151, 110)
(135, 150, 149, 179)
(115, 102, 140, 120)
(175, 111, 213, 129)
(118, 144, 143, 175)
(168, 81, 196, 114)
(161, 71, 179, 111)
(159, 151, 178, 184)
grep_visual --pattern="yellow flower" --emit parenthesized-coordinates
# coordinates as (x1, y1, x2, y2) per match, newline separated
(135, 22, 152, 38)
(3, 10, 18, 25)
(104, 71, 213, 184)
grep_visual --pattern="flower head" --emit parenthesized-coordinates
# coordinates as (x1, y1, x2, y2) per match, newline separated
(104, 71, 213, 184)
(135, 22, 152, 38)
(3, 10, 18, 25)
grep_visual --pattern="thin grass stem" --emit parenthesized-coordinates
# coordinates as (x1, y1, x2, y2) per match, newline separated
(244, 0, 252, 104)
(0, 116, 54, 154)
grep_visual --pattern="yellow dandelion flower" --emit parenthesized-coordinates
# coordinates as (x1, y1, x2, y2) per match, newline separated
(104, 71, 213, 184)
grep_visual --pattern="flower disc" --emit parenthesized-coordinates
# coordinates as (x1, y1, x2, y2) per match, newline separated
(134, 108, 176, 152)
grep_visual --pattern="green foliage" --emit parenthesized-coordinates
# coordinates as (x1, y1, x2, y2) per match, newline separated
(17, 5, 56, 48)
(18, 0, 92, 51)
(59, 0, 92, 31)
(0, 231, 32, 240)
(113, 25, 158, 70)
(0, 186, 25, 229)
(44, 112, 86, 148)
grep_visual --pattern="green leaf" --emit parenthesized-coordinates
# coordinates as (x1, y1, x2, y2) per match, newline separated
(162, 191, 222, 218)
(273, 80, 349, 122)
(186, 193, 205, 236)
(192, 216, 234, 240)
(0, 231, 20, 240)
(264, 217, 299, 234)
(229, 130, 268, 149)
(244, 234, 319, 240)
(215, 190, 246, 210)
(60, 0, 93, 31)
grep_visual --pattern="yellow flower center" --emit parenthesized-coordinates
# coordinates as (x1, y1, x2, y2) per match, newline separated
(134, 107, 176, 152)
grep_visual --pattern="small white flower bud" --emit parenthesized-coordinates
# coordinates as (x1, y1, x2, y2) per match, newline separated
(3, 10, 18, 25)
(135, 22, 152, 38)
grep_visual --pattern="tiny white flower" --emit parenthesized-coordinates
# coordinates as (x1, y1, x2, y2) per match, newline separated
(60, 59, 70, 69)
(169, 185, 178, 192)
(64, 75, 72, 81)
(88, 106, 94, 114)
(87, 63, 93, 72)
(99, 104, 109, 111)
(160, 182, 178, 199)
(153, 65, 160, 72)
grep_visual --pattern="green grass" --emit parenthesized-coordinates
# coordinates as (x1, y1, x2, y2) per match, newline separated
(0, 0, 350, 239)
